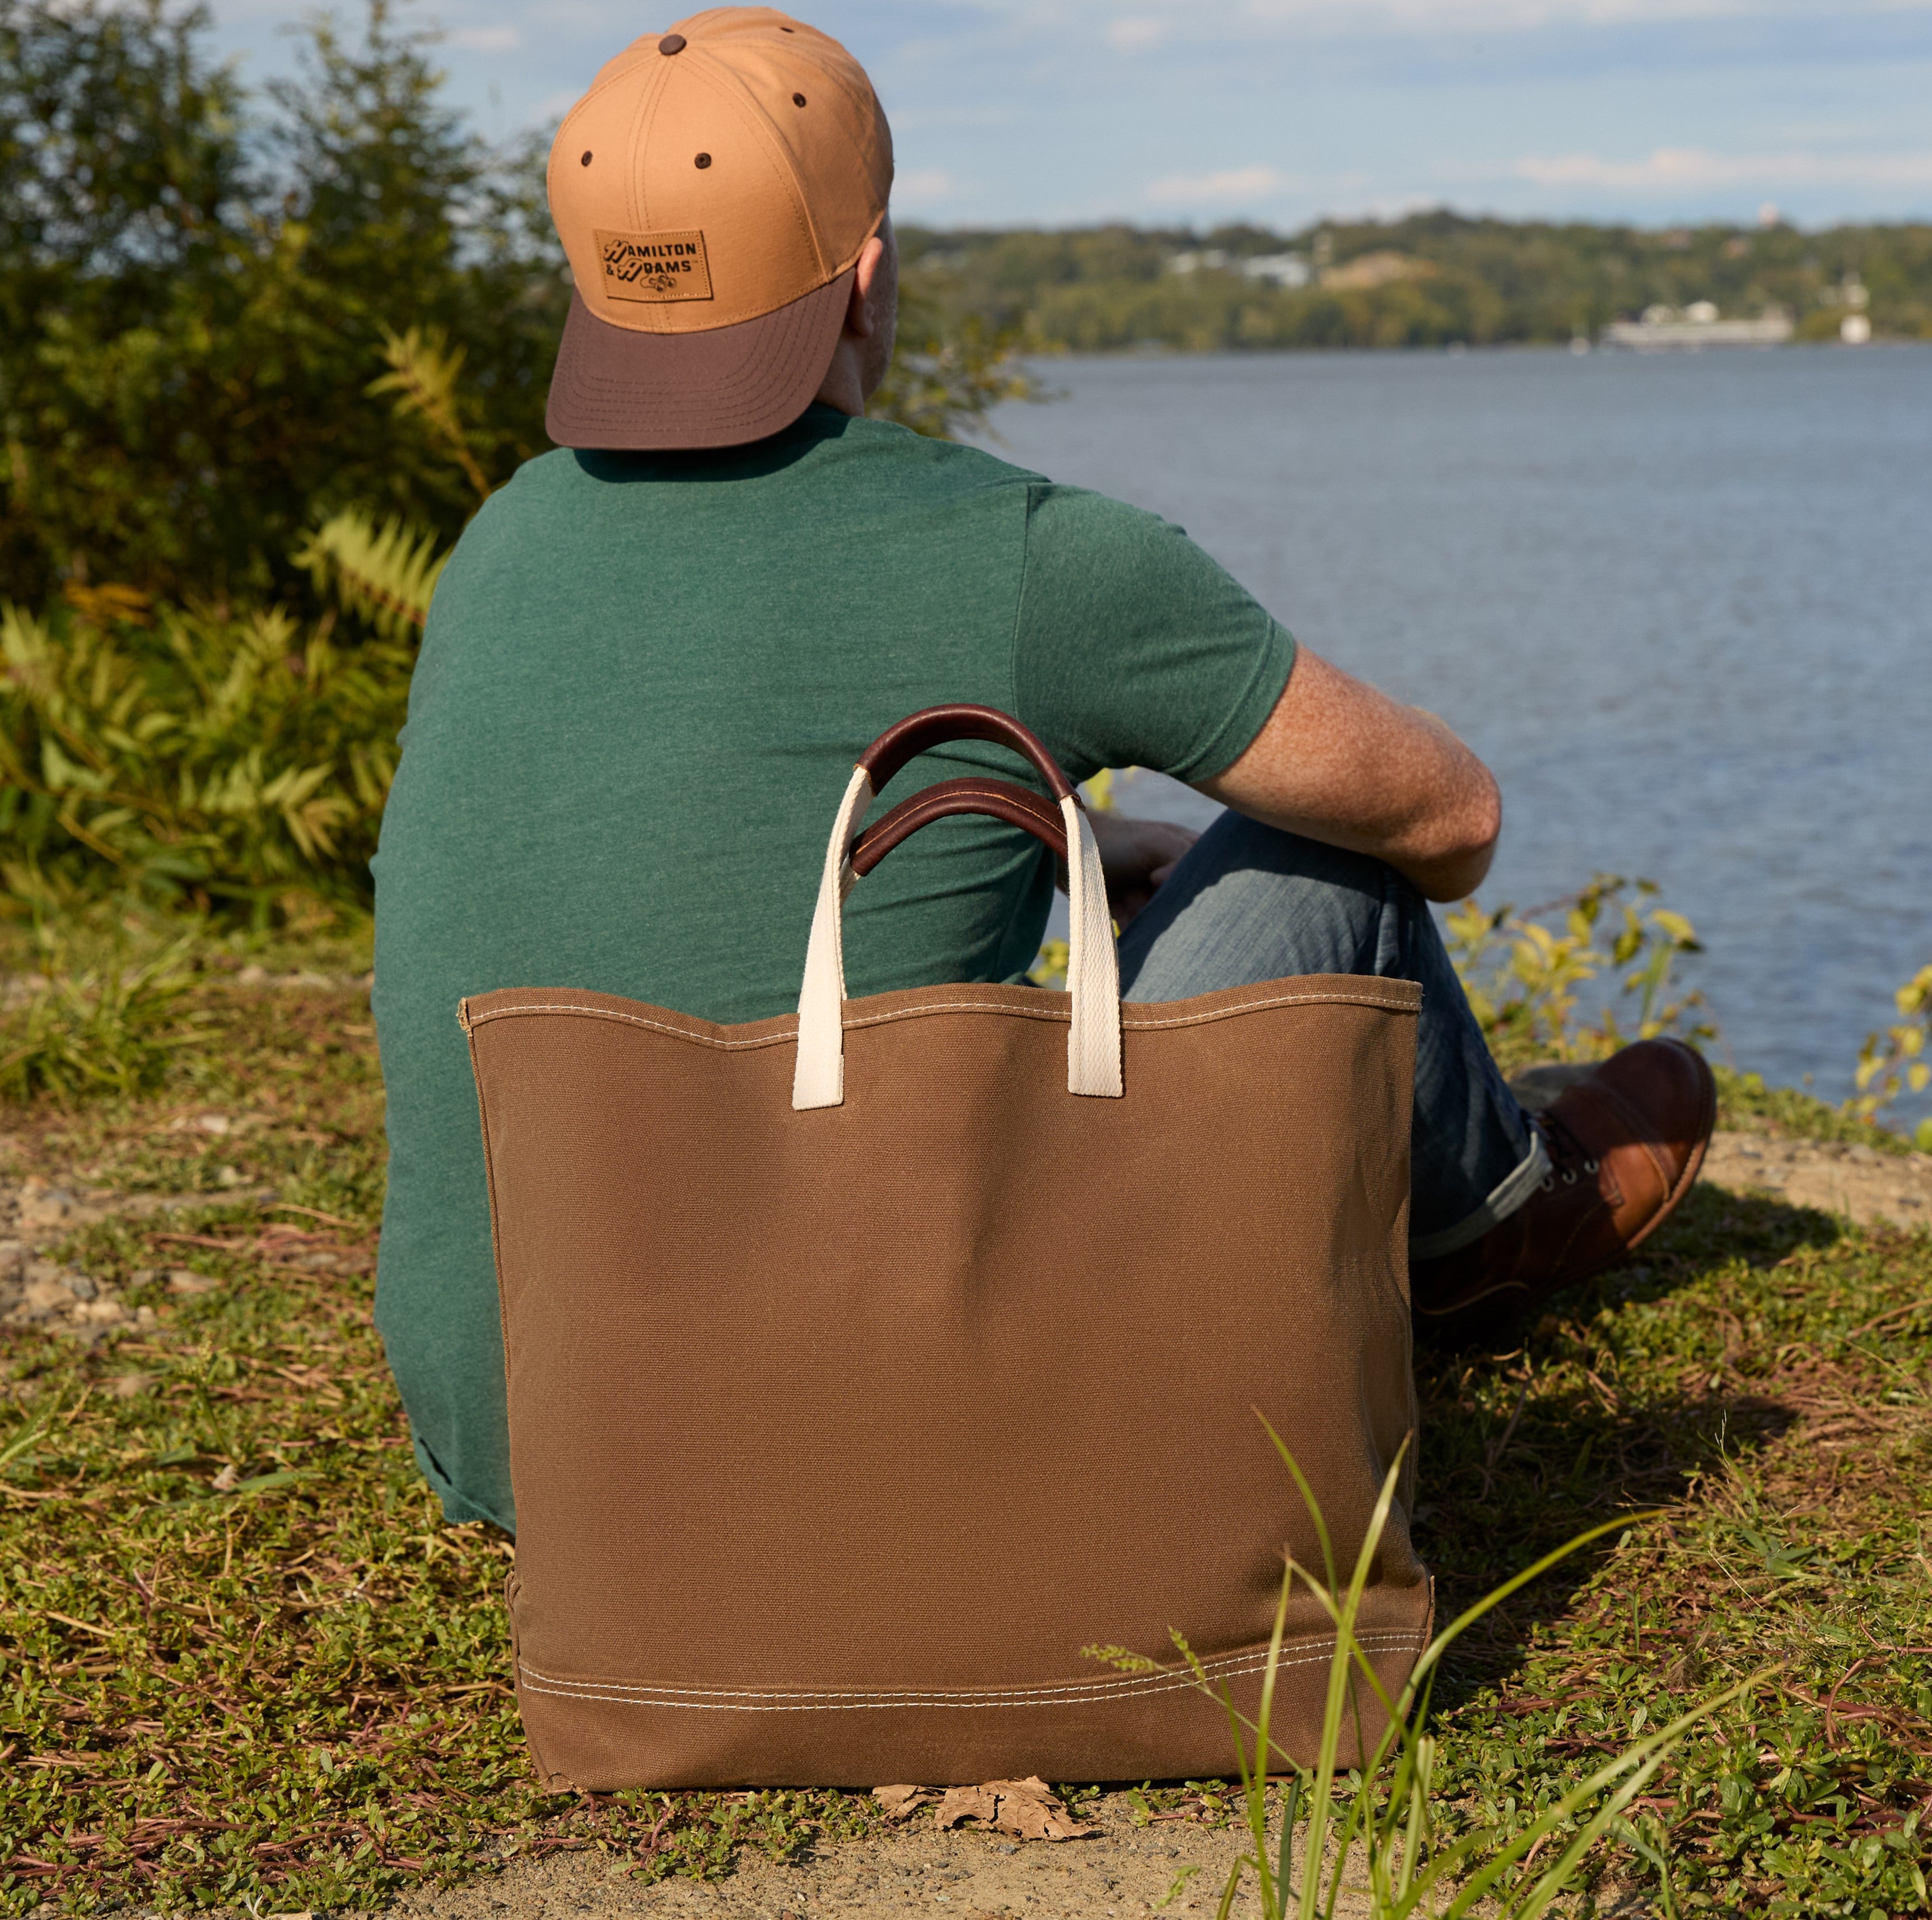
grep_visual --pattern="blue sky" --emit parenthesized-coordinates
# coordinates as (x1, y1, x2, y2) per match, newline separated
(211, 0, 1932, 229)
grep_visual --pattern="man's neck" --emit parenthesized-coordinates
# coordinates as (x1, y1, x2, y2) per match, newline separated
(812, 338, 866, 417)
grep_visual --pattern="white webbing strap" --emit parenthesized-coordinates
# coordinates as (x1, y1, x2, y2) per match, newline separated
(1061, 794, 1123, 1098)
(791, 767, 1124, 1110)
(792, 765, 874, 1111)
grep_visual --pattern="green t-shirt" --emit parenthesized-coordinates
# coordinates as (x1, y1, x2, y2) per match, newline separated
(372, 404, 1294, 1530)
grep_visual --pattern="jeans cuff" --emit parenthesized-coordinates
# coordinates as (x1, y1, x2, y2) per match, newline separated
(1410, 1125, 1553, 1261)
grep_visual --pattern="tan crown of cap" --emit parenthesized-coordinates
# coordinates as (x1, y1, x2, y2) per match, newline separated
(548, 7, 893, 338)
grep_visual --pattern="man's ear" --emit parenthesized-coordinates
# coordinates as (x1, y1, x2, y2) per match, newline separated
(846, 234, 886, 338)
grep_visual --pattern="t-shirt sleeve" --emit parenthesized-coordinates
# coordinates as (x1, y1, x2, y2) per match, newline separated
(1011, 482, 1294, 785)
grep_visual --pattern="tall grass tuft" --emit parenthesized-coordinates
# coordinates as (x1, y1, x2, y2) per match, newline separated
(1092, 1421, 1756, 1919)
(0, 925, 204, 1101)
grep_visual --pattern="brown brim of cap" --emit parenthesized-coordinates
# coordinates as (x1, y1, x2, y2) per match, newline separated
(544, 269, 856, 451)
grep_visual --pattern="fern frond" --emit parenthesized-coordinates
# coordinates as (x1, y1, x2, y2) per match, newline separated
(295, 509, 449, 641)
(370, 326, 493, 502)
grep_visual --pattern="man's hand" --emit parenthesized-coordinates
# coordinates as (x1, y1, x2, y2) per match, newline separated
(1085, 813, 1200, 926)
(1199, 646, 1501, 902)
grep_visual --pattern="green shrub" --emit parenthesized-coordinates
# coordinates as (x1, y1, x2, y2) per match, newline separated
(1846, 962, 1932, 1149)
(1445, 874, 1709, 1075)
(0, 590, 410, 911)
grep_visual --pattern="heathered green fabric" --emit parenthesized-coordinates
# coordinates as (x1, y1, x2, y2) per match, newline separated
(371, 405, 1293, 1530)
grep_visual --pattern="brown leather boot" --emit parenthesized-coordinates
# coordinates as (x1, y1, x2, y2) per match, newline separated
(1411, 1038, 1717, 1346)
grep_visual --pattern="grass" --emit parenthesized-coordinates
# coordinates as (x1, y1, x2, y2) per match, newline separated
(1413, 1187, 1932, 1915)
(1096, 1440, 1757, 1920)
(0, 964, 1928, 1915)
(1715, 1063, 1922, 1156)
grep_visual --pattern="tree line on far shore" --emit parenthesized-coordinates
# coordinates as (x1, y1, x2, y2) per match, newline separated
(900, 215, 1932, 356)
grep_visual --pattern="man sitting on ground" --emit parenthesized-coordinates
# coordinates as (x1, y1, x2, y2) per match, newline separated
(371, 6, 1716, 1534)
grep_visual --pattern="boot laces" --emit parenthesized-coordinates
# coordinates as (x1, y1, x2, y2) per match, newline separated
(1536, 1109, 1601, 1190)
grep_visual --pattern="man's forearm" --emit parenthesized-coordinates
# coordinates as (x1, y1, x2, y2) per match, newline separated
(1197, 648, 1502, 903)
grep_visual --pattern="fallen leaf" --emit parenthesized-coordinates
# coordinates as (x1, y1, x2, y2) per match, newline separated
(934, 1777, 1096, 1842)
(872, 1783, 941, 1821)
(209, 1464, 239, 1492)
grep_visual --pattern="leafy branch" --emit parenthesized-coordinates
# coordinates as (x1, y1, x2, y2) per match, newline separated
(294, 510, 447, 640)
(369, 325, 494, 505)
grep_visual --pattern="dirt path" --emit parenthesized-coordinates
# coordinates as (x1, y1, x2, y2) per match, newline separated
(380, 1793, 1360, 1920)
(1700, 1129, 1932, 1227)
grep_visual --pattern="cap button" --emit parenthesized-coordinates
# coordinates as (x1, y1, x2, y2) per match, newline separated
(658, 32, 685, 53)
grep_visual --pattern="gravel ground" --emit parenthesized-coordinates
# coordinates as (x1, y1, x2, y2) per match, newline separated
(377, 1793, 1363, 1920)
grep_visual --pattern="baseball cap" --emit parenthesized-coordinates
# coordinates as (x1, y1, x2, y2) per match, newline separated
(544, 7, 894, 450)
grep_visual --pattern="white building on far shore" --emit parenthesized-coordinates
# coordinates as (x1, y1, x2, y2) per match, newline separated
(1600, 303, 1794, 348)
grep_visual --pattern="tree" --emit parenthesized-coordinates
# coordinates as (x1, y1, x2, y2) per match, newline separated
(0, 0, 563, 607)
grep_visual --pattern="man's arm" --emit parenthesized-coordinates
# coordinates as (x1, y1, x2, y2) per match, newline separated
(1197, 645, 1501, 902)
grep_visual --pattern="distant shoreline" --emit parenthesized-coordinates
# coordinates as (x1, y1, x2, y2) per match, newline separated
(998, 335, 1925, 361)
(902, 213, 1930, 358)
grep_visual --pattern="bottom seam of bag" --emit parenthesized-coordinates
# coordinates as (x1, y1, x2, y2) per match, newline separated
(515, 1634, 1422, 1714)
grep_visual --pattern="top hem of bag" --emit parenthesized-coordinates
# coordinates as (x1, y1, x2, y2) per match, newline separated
(459, 976, 1423, 1051)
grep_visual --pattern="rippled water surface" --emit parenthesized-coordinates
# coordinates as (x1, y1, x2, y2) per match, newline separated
(982, 345, 1932, 1112)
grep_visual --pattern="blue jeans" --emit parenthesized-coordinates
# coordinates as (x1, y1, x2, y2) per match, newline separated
(1117, 811, 1546, 1257)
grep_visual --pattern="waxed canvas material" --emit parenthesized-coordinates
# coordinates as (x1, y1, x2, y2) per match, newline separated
(465, 971, 1431, 1789)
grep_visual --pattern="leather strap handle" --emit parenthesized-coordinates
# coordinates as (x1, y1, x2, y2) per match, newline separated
(857, 703, 1079, 804)
(792, 707, 1123, 1110)
(848, 778, 1068, 879)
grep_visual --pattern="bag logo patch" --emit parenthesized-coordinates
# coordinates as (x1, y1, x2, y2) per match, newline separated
(596, 228, 713, 303)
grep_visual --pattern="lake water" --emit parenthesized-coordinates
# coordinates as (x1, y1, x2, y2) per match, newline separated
(980, 344, 1932, 1120)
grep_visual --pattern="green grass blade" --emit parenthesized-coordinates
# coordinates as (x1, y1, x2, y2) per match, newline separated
(1258, 1408, 1341, 1592)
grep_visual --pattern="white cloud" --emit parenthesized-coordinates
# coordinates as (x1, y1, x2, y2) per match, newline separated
(1238, 0, 1896, 25)
(1057, 0, 1932, 37)
(1148, 163, 1295, 203)
(1513, 145, 1932, 189)
(449, 22, 522, 50)
(895, 167, 959, 205)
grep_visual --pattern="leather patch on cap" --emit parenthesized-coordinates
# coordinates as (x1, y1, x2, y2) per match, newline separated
(596, 228, 714, 303)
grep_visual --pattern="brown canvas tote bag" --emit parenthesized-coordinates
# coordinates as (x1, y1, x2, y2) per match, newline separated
(463, 705, 1431, 1792)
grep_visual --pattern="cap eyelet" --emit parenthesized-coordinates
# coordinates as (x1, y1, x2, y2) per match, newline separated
(792, 92, 806, 106)
(579, 150, 592, 166)
(694, 152, 711, 169)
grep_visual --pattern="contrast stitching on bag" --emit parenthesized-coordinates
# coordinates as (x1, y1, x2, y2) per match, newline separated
(464, 1003, 797, 1050)
(463, 985, 1417, 1049)
(514, 1635, 1420, 1713)
(842, 1000, 1067, 1032)
(1121, 989, 1418, 1029)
